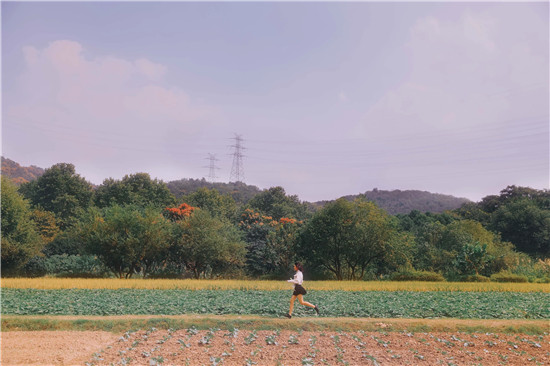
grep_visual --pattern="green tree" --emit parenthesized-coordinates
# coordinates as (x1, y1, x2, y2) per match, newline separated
(452, 242, 493, 276)
(19, 163, 93, 229)
(181, 187, 237, 221)
(1, 176, 43, 274)
(490, 199, 550, 258)
(78, 205, 172, 278)
(30, 208, 60, 244)
(297, 198, 396, 280)
(95, 173, 175, 209)
(171, 209, 246, 278)
(247, 186, 311, 221)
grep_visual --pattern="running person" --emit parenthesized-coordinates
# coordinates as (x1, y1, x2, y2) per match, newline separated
(285, 262, 319, 318)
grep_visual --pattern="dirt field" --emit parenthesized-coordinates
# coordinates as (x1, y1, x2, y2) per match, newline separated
(2, 329, 549, 365)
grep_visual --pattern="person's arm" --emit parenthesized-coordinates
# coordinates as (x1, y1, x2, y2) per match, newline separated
(287, 272, 299, 284)
(288, 271, 303, 285)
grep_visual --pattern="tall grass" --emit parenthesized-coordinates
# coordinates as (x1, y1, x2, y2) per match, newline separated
(2, 278, 548, 292)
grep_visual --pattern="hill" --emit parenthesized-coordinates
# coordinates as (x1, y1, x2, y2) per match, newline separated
(316, 189, 471, 215)
(166, 178, 262, 204)
(1, 158, 471, 213)
(1, 157, 45, 185)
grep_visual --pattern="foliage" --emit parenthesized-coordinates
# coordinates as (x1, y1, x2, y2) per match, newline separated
(456, 185, 550, 259)
(171, 209, 246, 279)
(18, 163, 93, 229)
(163, 203, 198, 221)
(30, 208, 60, 244)
(298, 198, 397, 280)
(3, 289, 549, 319)
(22, 254, 109, 278)
(490, 272, 529, 283)
(77, 205, 173, 278)
(95, 173, 175, 209)
(166, 178, 261, 204)
(458, 274, 491, 282)
(179, 187, 238, 222)
(334, 189, 471, 215)
(490, 199, 550, 258)
(1, 156, 44, 184)
(247, 186, 312, 221)
(1, 176, 43, 274)
(238, 209, 302, 277)
(390, 270, 445, 282)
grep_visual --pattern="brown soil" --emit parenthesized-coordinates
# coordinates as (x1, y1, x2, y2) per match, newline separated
(3, 329, 548, 366)
(1, 331, 118, 365)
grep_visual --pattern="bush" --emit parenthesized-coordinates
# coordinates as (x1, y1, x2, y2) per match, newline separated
(23, 254, 110, 278)
(490, 271, 529, 283)
(458, 274, 490, 282)
(390, 270, 445, 282)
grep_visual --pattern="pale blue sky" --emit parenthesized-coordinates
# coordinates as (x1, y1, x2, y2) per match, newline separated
(2, 2, 548, 202)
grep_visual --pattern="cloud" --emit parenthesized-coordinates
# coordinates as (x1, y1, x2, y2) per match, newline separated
(5, 40, 215, 183)
(338, 91, 348, 103)
(358, 10, 548, 139)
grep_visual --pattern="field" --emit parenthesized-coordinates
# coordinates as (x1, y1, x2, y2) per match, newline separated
(2, 279, 549, 365)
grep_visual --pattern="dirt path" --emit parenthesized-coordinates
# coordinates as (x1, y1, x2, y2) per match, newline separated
(2, 329, 549, 365)
(1, 331, 119, 365)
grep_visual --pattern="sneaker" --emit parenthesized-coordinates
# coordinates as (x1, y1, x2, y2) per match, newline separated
(314, 306, 320, 315)
(285, 313, 292, 319)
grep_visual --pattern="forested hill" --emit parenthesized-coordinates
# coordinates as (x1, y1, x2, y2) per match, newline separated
(316, 189, 471, 215)
(1, 157, 44, 185)
(166, 178, 262, 204)
(2, 157, 471, 212)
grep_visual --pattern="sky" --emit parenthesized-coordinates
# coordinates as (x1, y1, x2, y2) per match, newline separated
(2, 1, 548, 203)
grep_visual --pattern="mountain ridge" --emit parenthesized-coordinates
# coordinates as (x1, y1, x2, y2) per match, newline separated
(1, 157, 470, 213)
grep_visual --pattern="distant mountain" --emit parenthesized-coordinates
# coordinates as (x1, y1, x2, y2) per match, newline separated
(1, 157, 45, 184)
(315, 189, 471, 215)
(166, 178, 262, 204)
(1, 158, 472, 213)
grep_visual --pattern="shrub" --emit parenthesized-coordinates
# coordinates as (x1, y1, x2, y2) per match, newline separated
(390, 270, 445, 282)
(22, 254, 110, 278)
(459, 274, 490, 282)
(490, 271, 529, 283)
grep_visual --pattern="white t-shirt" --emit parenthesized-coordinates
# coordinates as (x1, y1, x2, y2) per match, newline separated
(287, 270, 303, 286)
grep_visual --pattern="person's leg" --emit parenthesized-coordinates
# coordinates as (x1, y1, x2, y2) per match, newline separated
(297, 294, 315, 308)
(288, 295, 297, 316)
(297, 294, 320, 315)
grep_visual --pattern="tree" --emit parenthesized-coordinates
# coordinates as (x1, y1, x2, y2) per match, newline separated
(30, 208, 60, 244)
(1, 176, 43, 274)
(181, 187, 238, 221)
(171, 209, 246, 278)
(247, 186, 311, 221)
(490, 199, 550, 258)
(95, 173, 175, 209)
(19, 163, 93, 228)
(78, 205, 172, 278)
(297, 198, 396, 280)
(238, 209, 302, 277)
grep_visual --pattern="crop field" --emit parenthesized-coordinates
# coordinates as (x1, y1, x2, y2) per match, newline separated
(3, 288, 550, 319)
(2, 279, 549, 365)
(3, 278, 549, 292)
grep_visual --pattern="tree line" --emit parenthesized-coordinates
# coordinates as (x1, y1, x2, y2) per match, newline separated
(2, 163, 549, 281)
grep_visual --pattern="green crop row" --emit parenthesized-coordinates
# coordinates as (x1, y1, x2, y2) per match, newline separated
(2, 289, 549, 319)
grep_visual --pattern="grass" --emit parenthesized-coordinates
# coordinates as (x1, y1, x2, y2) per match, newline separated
(2, 315, 549, 334)
(2, 278, 549, 292)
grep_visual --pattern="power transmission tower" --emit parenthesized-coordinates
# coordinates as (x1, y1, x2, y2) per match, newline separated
(229, 134, 246, 183)
(204, 153, 220, 183)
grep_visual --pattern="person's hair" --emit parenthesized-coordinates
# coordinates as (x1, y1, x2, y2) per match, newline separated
(294, 262, 304, 272)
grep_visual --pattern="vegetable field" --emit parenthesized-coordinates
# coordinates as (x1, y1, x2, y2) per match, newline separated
(3, 288, 549, 319)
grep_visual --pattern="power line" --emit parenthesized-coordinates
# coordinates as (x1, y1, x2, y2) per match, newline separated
(229, 134, 246, 183)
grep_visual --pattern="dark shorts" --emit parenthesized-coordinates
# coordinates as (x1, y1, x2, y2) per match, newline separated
(293, 284, 307, 296)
